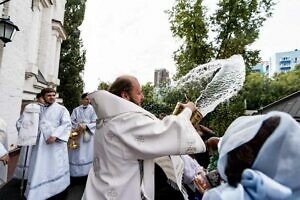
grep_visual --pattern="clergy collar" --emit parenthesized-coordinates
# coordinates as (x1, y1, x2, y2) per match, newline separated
(82, 105, 88, 109)
(88, 90, 156, 120)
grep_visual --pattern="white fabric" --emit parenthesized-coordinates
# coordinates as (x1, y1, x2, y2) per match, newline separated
(13, 146, 32, 180)
(17, 103, 40, 146)
(154, 155, 189, 199)
(241, 169, 292, 200)
(25, 102, 71, 200)
(155, 156, 184, 191)
(203, 111, 300, 200)
(82, 90, 206, 200)
(14, 103, 41, 179)
(69, 104, 97, 177)
(181, 155, 202, 185)
(0, 118, 8, 185)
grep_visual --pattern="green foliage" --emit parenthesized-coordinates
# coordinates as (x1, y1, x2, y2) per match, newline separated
(167, 0, 213, 79)
(202, 94, 245, 135)
(58, 0, 87, 112)
(98, 81, 110, 90)
(207, 152, 219, 172)
(141, 83, 173, 116)
(212, 0, 275, 61)
(168, 0, 276, 78)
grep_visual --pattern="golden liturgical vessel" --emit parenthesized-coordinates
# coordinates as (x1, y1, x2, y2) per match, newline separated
(172, 102, 203, 127)
(68, 130, 80, 149)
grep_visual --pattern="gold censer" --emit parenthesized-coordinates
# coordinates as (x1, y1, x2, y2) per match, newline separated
(172, 102, 203, 127)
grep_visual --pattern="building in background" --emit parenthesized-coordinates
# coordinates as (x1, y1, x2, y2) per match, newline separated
(0, 0, 66, 151)
(251, 49, 300, 77)
(154, 68, 170, 86)
(251, 61, 270, 76)
(268, 49, 300, 77)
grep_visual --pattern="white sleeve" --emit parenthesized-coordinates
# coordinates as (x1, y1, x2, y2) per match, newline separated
(181, 155, 203, 185)
(0, 121, 8, 157)
(113, 109, 206, 160)
(0, 143, 7, 157)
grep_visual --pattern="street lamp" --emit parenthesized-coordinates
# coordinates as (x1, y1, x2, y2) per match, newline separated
(0, 17, 19, 44)
(0, 0, 11, 5)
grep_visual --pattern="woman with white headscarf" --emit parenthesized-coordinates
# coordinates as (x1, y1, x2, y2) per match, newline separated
(203, 111, 300, 200)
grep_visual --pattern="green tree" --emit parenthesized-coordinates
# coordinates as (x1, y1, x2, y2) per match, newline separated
(168, 0, 213, 79)
(58, 0, 87, 112)
(212, 0, 275, 69)
(168, 0, 276, 78)
(98, 81, 110, 90)
(141, 83, 173, 116)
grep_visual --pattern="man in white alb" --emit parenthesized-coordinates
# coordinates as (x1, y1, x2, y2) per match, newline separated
(69, 93, 96, 180)
(83, 75, 206, 200)
(25, 88, 71, 200)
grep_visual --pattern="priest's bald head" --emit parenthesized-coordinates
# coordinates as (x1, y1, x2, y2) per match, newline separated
(108, 75, 144, 106)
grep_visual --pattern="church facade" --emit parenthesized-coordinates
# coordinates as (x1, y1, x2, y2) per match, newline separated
(0, 0, 66, 150)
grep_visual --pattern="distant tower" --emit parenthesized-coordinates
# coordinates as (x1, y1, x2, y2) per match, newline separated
(154, 68, 170, 86)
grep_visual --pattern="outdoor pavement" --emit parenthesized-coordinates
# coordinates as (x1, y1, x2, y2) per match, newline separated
(0, 177, 86, 200)
(0, 148, 86, 199)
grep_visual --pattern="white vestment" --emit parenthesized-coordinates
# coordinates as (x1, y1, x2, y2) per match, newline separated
(203, 111, 300, 200)
(69, 104, 97, 177)
(17, 103, 40, 146)
(82, 90, 206, 200)
(0, 118, 8, 185)
(14, 103, 41, 179)
(25, 102, 71, 200)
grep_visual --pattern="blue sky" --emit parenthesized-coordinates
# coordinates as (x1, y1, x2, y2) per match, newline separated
(81, 0, 300, 92)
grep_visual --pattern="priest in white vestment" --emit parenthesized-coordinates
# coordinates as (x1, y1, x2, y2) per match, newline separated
(25, 88, 72, 200)
(82, 75, 206, 200)
(69, 93, 97, 177)
(0, 118, 9, 186)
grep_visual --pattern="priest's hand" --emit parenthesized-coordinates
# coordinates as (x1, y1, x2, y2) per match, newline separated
(0, 154, 9, 165)
(182, 102, 197, 112)
(46, 136, 57, 144)
(79, 124, 87, 131)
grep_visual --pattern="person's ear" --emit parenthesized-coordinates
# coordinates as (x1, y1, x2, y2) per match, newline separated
(121, 91, 130, 100)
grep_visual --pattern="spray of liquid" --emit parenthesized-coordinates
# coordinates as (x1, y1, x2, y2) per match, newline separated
(173, 55, 245, 117)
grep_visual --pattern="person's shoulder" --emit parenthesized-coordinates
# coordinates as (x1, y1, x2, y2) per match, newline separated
(72, 105, 82, 111)
(54, 102, 68, 111)
(87, 104, 95, 110)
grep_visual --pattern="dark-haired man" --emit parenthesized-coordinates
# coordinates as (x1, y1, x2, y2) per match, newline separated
(83, 75, 206, 200)
(25, 88, 71, 200)
(68, 93, 96, 181)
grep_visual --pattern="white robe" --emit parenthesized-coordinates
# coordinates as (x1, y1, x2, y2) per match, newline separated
(13, 146, 32, 180)
(25, 102, 71, 200)
(14, 103, 41, 180)
(17, 103, 40, 146)
(69, 104, 96, 177)
(82, 90, 206, 200)
(0, 118, 8, 185)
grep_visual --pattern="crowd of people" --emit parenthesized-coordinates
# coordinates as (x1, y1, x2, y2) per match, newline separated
(0, 75, 299, 200)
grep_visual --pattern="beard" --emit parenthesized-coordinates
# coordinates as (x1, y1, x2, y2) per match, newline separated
(128, 95, 140, 106)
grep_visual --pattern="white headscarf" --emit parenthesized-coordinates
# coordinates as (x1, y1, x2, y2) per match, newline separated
(203, 111, 300, 200)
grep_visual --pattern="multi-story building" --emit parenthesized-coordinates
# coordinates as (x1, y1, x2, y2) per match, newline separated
(154, 68, 170, 86)
(0, 0, 66, 151)
(269, 49, 300, 77)
(251, 61, 270, 76)
(251, 49, 300, 77)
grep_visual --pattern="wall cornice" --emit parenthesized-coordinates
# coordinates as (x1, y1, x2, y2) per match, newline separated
(52, 19, 67, 40)
(40, 0, 53, 8)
